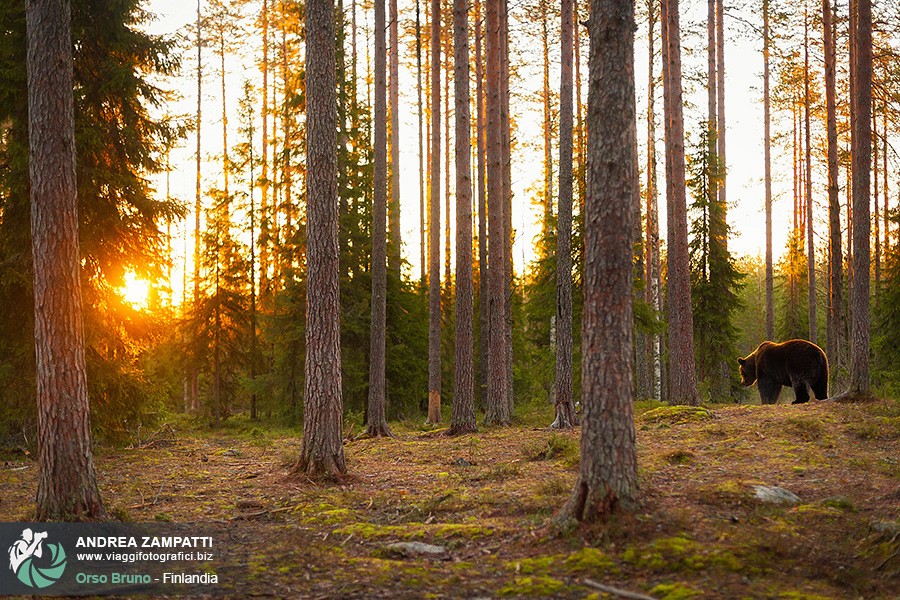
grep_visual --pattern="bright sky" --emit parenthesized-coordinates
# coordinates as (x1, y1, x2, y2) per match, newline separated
(144, 0, 832, 302)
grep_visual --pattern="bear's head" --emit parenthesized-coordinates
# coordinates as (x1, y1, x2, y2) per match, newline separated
(737, 354, 757, 386)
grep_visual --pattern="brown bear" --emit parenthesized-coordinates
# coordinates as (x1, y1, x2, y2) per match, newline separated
(737, 339, 828, 404)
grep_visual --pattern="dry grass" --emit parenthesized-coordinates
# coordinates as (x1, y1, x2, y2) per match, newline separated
(0, 399, 897, 598)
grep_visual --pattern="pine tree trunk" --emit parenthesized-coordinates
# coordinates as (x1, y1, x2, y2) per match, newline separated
(553, 0, 577, 429)
(191, 0, 203, 414)
(804, 7, 816, 344)
(848, 0, 871, 397)
(661, 0, 699, 406)
(823, 0, 843, 382)
(428, 0, 443, 423)
(28, 0, 105, 521)
(559, 0, 638, 522)
(450, 0, 476, 435)
(260, 0, 270, 313)
(417, 0, 426, 286)
(294, 0, 346, 478)
(389, 0, 401, 276)
(501, 0, 514, 418)
(366, 0, 392, 438)
(646, 0, 662, 401)
(485, 0, 510, 425)
(475, 0, 489, 408)
(715, 0, 726, 222)
(763, 0, 774, 341)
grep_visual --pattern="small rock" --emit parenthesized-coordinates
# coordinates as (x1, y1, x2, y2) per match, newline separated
(871, 521, 900, 536)
(752, 485, 801, 505)
(453, 457, 472, 467)
(384, 541, 447, 558)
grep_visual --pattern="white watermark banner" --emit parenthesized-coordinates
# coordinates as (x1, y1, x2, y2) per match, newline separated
(1, 522, 225, 596)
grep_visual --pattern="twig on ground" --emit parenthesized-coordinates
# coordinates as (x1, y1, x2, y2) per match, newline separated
(583, 579, 657, 600)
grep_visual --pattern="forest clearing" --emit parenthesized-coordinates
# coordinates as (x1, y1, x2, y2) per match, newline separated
(2, 400, 897, 598)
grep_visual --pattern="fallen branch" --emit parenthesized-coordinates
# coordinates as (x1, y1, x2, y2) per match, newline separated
(228, 504, 302, 521)
(583, 579, 657, 600)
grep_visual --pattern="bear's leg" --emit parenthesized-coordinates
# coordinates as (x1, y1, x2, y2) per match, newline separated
(791, 382, 810, 404)
(811, 377, 828, 400)
(757, 379, 782, 405)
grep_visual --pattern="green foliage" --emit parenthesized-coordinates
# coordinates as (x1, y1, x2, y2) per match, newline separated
(875, 209, 900, 394)
(0, 0, 180, 439)
(687, 127, 744, 402)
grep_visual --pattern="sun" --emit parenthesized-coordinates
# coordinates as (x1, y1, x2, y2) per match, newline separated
(119, 272, 150, 309)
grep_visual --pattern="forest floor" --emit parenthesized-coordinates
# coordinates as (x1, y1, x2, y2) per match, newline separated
(1, 399, 898, 599)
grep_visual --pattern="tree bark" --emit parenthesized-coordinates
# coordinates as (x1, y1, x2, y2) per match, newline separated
(389, 0, 401, 276)
(475, 0, 489, 408)
(661, 0, 699, 405)
(823, 0, 843, 381)
(848, 0, 871, 396)
(485, 0, 510, 425)
(501, 0, 514, 419)
(553, 0, 577, 429)
(450, 0, 476, 435)
(294, 0, 347, 478)
(191, 0, 203, 413)
(645, 0, 662, 402)
(366, 0, 392, 438)
(804, 6, 816, 344)
(559, 0, 639, 522)
(28, 0, 105, 520)
(715, 0, 726, 223)
(417, 0, 426, 286)
(763, 0, 774, 341)
(428, 0, 443, 423)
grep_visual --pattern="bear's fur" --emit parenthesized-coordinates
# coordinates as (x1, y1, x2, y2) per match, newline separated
(737, 339, 828, 404)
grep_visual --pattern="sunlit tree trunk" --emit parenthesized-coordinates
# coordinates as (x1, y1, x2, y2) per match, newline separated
(191, 0, 203, 413)
(823, 0, 843, 381)
(559, 0, 638, 522)
(661, 0, 699, 406)
(763, 0, 774, 341)
(28, 0, 105, 521)
(645, 0, 661, 401)
(553, 0, 577, 429)
(804, 5, 816, 344)
(260, 0, 270, 312)
(366, 0, 392, 438)
(500, 0, 514, 418)
(475, 0, 488, 407)
(428, 0, 443, 423)
(417, 0, 426, 286)
(848, 0, 871, 396)
(294, 0, 346, 478)
(450, 0, 476, 435)
(389, 0, 401, 276)
(715, 0, 726, 223)
(485, 0, 510, 425)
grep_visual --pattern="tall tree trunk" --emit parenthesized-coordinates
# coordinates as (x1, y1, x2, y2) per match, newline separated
(553, 0, 577, 429)
(485, 0, 510, 425)
(418, 0, 426, 286)
(804, 5, 816, 344)
(559, 0, 639, 522)
(389, 0, 402, 276)
(763, 0, 774, 341)
(248, 99, 258, 421)
(428, 0, 443, 423)
(475, 0, 489, 408)
(848, 0, 871, 396)
(28, 0, 105, 521)
(294, 0, 346, 478)
(823, 0, 843, 380)
(715, 0, 726, 221)
(661, 0, 699, 406)
(191, 0, 203, 413)
(450, 0, 476, 435)
(500, 0, 514, 418)
(366, 0, 392, 437)
(260, 0, 270, 312)
(873, 108, 880, 292)
(646, 0, 662, 401)
(542, 6, 553, 207)
(445, 2, 453, 296)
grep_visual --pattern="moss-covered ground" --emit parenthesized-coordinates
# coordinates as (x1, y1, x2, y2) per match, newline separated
(0, 399, 897, 598)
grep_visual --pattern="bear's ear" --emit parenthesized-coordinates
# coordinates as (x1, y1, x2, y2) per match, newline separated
(737, 357, 745, 365)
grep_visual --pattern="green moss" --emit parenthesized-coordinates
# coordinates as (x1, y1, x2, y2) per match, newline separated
(499, 576, 566, 597)
(777, 592, 833, 600)
(649, 582, 703, 599)
(521, 433, 580, 462)
(666, 450, 695, 464)
(622, 536, 741, 574)
(563, 547, 618, 574)
(334, 521, 495, 541)
(821, 496, 856, 512)
(640, 406, 713, 425)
